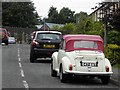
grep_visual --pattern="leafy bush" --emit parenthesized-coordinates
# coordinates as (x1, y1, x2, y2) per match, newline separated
(104, 44, 120, 66)
(107, 30, 120, 45)
(58, 23, 78, 35)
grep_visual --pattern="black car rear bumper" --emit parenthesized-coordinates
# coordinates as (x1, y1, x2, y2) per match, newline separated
(32, 48, 58, 58)
(2, 38, 8, 44)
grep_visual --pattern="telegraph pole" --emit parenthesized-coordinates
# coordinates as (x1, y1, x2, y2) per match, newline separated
(101, 2, 110, 47)
(43, 18, 45, 31)
(104, 7, 108, 47)
(102, 2, 113, 46)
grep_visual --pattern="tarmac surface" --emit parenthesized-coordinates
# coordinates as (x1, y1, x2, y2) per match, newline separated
(110, 67, 120, 87)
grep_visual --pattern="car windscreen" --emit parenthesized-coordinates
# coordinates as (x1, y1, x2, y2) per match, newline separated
(36, 33, 61, 40)
(74, 41, 98, 49)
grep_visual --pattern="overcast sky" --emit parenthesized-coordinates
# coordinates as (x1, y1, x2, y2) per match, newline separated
(32, 0, 103, 18)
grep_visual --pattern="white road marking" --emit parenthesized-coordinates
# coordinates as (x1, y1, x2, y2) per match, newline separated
(18, 58, 21, 62)
(18, 49, 20, 56)
(18, 44, 19, 47)
(18, 45, 29, 89)
(23, 80, 29, 89)
(20, 69, 25, 77)
(18, 52, 20, 55)
(18, 48, 19, 52)
(19, 62, 22, 68)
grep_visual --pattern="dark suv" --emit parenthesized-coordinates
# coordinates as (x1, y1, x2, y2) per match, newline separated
(0, 28, 9, 45)
(30, 31, 62, 63)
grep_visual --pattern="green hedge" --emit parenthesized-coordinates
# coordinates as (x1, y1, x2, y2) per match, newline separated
(104, 44, 120, 66)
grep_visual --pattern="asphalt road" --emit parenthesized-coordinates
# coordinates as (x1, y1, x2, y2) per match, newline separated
(2, 44, 119, 89)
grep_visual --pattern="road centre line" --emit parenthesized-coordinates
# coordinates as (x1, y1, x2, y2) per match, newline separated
(18, 44, 19, 47)
(18, 48, 19, 52)
(18, 58, 21, 62)
(18, 51, 19, 54)
(18, 49, 20, 57)
(23, 80, 29, 89)
(18, 54, 20, 57)
(19, 62, 22, 68)
(18, 45, 29, 89)
(20, 69, 25, 78)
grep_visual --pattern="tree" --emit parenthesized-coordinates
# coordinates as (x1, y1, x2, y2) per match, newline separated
(107, 30, 120, 45)
(47, 7, 75, 24)
(58, 7, 75, 24)
(74, 12, 88, 33)
(110, 8, 120, 33)
(60, 23, 77, 34)
(51, 25, 61, 30)
(47, 6, 59, 23)
(2, 2, 39, 28)
(84, 21, 104, 37)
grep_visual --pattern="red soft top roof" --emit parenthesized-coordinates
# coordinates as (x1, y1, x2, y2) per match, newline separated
(63, 34, 103, 43)
(63, 34, 104, 52)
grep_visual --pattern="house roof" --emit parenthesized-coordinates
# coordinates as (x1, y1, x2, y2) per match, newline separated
(45, 23, 64, 29)
(89, 4, 105, 16)
(35, 25, 43, 29)
(35, 23, 64, 30)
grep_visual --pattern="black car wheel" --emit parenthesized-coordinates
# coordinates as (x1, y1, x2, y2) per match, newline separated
(30, 52, 36, 63)
(3, 39, 8, 45)
(5, 41, 8, 45)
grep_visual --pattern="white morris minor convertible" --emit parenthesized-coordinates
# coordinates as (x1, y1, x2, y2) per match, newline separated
(51, 34, 113, 84)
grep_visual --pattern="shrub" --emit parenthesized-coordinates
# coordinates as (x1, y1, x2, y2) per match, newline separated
(104, 44, 120, 66)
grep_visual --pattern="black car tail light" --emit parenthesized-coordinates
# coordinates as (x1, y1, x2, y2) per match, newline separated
(32, 40, 39, 46)
(4, 34, 7, 38)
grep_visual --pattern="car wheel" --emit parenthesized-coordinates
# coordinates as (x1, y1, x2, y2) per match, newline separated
(51, 60, 57, 77)
(101, 76, 110, 85)
(30, 52, 36, 63)
(60, 65, 67, 83)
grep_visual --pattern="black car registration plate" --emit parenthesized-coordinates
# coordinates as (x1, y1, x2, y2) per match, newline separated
(43, 44, 55, 48)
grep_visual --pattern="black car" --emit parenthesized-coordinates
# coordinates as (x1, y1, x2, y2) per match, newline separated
(30, 31, 62, 63)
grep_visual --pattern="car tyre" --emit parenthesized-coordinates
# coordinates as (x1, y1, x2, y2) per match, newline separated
(60, 65, 67, 83)
(101, 76, 110, 85)
(30, 52, 36, 63)
(51, 60, 57, 77)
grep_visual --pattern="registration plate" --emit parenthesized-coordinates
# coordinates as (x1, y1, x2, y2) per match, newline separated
(80, 61, 98, 67)
(43, 44, 55, 48)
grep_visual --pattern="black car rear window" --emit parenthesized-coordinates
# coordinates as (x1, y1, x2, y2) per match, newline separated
(36, 33, 61, 40)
